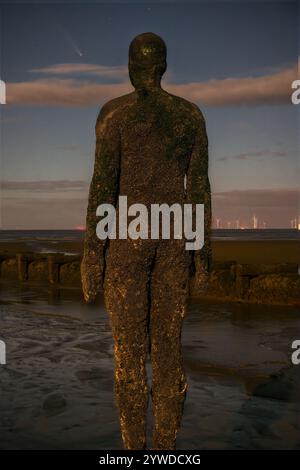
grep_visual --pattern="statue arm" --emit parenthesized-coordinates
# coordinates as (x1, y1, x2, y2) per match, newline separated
(186, 109, 212, 278)
(81, 105, 120, 303)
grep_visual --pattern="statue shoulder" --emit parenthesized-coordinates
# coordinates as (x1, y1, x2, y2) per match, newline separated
(190, 103, 206, 126)
(163, 90, 206, 127)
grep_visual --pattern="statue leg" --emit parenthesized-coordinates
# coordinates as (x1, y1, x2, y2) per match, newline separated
(150, 241, 190, 450)
(104, 240, 155, 450)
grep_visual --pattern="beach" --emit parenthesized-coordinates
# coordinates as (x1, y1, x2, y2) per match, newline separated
(0, 286, 300, 450)
(0, 230, 299, 449)
(0, 230, 298, 306)
(0, 230, 298, 265)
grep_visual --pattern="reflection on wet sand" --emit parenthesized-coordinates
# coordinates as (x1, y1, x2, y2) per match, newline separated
(0, 281, 299, 449)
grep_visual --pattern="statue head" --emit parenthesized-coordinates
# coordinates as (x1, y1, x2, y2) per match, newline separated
(128, 32, 167, 90)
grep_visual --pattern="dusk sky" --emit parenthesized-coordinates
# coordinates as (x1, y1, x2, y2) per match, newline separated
(0, 0, 299, 229)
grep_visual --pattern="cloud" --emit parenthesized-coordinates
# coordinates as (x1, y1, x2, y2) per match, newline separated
(231, 121, 252, 130)
(1, 180, 88, 192)
(1, 182, 298, 228)
(30, 63, 128, 80)
(7, 79, 132, 106)
(167, 65, 297, 106)
(213, 188, 298, 208)
(1, 180, 89, 228)
(218, 149, 288, 162)
(2, 196, 87, 230)
(0, 116, 18, 124)
(56, 144, 80, 151)
(212, 188, 299, 227)
(6, 62, 298, 107)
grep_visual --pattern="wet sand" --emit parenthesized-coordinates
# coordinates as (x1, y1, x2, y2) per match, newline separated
(0, 282, 299, 450)
(0, 237, 299, 264)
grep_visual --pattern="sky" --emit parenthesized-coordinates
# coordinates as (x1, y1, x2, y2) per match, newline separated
(0, 0, 299, 229)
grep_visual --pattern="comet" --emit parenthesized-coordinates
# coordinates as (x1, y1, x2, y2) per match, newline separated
(63, 28, 84, 58)
(54, 19, 84, 58)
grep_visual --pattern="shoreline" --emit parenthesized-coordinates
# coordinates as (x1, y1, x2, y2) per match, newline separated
(0, 238, 298, 264)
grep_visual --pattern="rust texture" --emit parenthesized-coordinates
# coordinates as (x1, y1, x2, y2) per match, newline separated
(81, 32, 212, 449)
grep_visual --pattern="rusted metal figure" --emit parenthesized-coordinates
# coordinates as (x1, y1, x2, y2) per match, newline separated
(81, 32, 212, 450)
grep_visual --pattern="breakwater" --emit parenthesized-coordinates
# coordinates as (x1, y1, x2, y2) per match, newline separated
(0, 250, 298, 306)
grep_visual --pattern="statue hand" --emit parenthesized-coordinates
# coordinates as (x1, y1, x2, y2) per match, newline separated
(81, 253, 104, 303)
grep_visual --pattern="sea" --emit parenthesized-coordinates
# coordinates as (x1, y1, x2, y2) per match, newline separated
(0, 228, 299, 242)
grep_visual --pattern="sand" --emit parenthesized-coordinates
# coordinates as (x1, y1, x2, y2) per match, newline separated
(0, 239, 298, 264)
(0, 288, 300, 450)
(211, 240, 299, 264)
